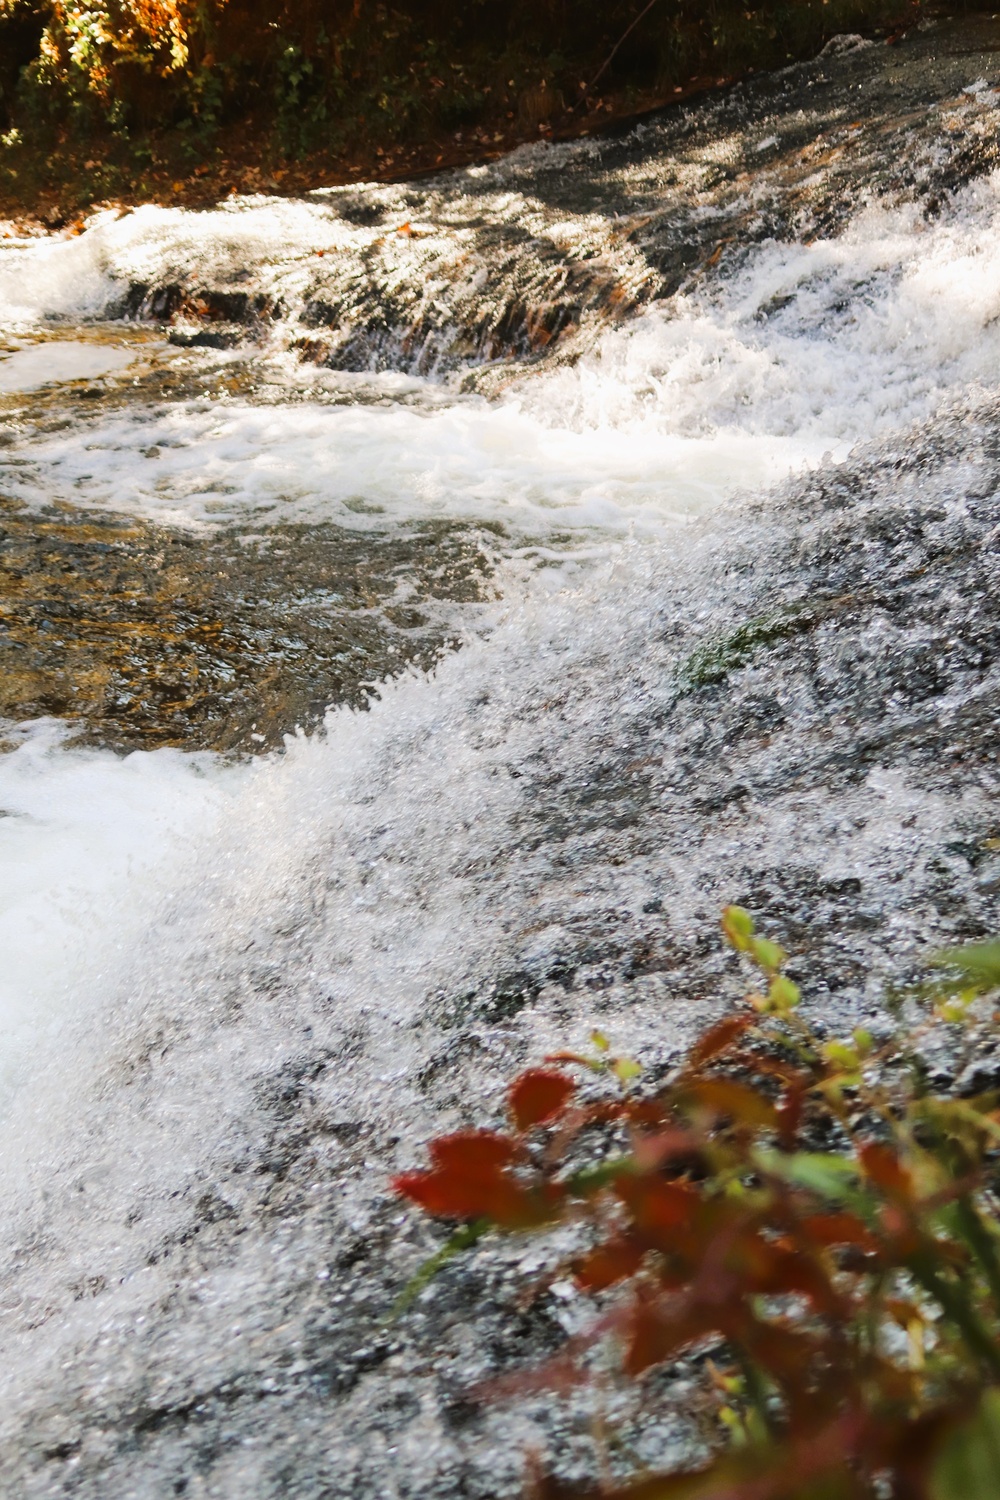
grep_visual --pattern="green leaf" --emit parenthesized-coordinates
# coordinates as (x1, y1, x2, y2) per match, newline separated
(722, 906, 755, 951)
(566, 1154, 639, 1197)
(932, 1389, 1000, 1499)
(931, 940, 1000, 994)
(755, 1149, 867, 1207)
(853, 1028, 874, 1057)
(750, 936, 787, 973)
(937, 996, 975, 1023)
(823, 1040, 860, 1073)
(767, 975, 801, 1012)
(387, 1219, 490, 1322)
(919, 1096, 1000, 1144)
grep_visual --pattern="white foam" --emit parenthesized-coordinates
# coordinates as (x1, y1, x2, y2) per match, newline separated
(0, 722, 245, 1099)
(523, 175, 1000, 442)
(1, 394, 815, 535)
(0, 340, 137, 392)
(4, 176, 1000, 539)
(3, 165, 1000, 1107)
(0, 201, 360, 327)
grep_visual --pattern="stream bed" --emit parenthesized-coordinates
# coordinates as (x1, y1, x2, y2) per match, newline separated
(1, 15, 1000, 1497)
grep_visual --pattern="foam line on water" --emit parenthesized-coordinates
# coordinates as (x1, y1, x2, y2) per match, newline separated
(0, 200, 366, 327)
(0, 340, 138, 392)
(1, 396, 818, 534)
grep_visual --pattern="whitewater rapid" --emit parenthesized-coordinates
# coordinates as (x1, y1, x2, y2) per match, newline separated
(5, 172, 1000, 535)
(1, 160, 1000, 1096)
(2, 27, 1000, 1489)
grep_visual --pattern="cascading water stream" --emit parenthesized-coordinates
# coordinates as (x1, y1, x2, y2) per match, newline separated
(1, 20, 1000, 1497)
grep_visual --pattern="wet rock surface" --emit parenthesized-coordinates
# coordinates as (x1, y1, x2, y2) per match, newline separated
(4, 14, 1000, 754)
(0, 333, 499, 753)
(111, 15, 1000, 382)
(1, 387, 998, 1498)
(3, 19, 1000, 1500)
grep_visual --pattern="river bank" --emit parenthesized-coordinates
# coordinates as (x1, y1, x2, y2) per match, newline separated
(0, 0, 923, 227)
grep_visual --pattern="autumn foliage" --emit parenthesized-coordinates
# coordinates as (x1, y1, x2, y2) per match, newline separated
(394, 909, 1000, 1500)
(0, 0, 920, 143)
(0, 0, 215, 92)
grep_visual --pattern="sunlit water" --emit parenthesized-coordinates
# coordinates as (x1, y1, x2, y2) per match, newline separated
(2, 165, 1000, 1100)
(0, 34, 999, 1485)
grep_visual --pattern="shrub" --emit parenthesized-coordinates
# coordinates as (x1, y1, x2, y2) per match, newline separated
(394, 909, 1000, 1499)
(0, 1, 924, 146)
(0, 0, 212, 112)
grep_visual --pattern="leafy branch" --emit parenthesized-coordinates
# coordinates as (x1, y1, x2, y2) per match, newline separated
(394, 908, 1000, 1500)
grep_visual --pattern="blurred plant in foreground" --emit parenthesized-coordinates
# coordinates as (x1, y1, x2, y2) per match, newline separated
(395, 907, 1000, 1500)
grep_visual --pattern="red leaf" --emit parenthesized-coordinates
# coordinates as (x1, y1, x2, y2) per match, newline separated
(392, 1169, 474, 1218)
(631, 1128, 700, 1172)
(749, 1240, 846, 1317)
(616, 1176, 699, 1242)
(394, 1130, 564, 1228)
(429, 1130, 517, 1173)
(509, 1068, 576, 1131)
(776, 1082, 805, 1150)
(687, 1014, 752, 1069)
(622, 1098, 671, 1130)
(393, 1164, 548, 1226)
(574, 1237, 646, 1291)
(801, 1211, 880, 1254)
(624, 1298, 714, 1375)
(860, 1143, 913, 1202)
(741, 1319, 828, 1384)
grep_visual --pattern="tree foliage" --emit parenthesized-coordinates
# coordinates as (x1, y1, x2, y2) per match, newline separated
(0, 0, 920, 144)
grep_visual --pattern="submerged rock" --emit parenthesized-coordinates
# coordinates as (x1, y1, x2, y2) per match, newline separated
(0, 498, 495, 753)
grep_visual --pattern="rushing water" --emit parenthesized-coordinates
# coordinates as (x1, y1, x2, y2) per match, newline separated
(2, 19, 1000, 1498)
